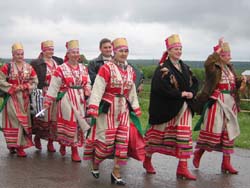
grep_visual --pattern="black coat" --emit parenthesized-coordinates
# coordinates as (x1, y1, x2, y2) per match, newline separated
(88, 54, 105, 85)
(30, 56, 63, 89)
(149, 58, 199, 125)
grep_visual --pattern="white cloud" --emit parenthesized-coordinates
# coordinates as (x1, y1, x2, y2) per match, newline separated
(0, 0, 250, 61)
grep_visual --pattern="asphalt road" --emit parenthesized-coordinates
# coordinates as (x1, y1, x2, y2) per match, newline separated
(0, 112, 250, 188)
(0, 132, 250, 188)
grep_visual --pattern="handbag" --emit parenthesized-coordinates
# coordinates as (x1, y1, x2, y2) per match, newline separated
(30, 88, 44, 117)
(128, 123, 146, 161)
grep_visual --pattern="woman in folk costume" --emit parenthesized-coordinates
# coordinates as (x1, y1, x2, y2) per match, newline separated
(84, 38, 141, 185)
(0, 43, 38, 157)
(193, 38, 246, 174)
(143, 34, 199, 180)
(31, 40, 63, 152)
(43, 40, 91, 162)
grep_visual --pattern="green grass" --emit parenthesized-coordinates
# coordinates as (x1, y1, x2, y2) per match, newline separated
(235, 113, 250, 148)
(138, 81, 250, 149)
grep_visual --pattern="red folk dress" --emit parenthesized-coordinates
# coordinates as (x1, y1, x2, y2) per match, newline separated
(0, 62, 38, 149)
(44, 62, 91, 147)
(84, 61, 141, 165)
(196, 65, 240, 154)
(32, 59, 59, 140)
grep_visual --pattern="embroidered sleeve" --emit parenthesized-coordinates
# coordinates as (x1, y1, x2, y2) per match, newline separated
(25, 66, 38, 92)
(87, 104, 99, 118)
(128, 83, 141, 116)
(88, 74, 107, 110)
(82, 65, 91, 97)
(44, 69, 63, 105)
(0, 64, 13, 94)
(98, 64, 110, 83)
(53, 66, 64, 78)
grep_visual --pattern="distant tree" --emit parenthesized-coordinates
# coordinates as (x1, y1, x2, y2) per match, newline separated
(78, 54, 89, 65)
(0, 58, 4, 67)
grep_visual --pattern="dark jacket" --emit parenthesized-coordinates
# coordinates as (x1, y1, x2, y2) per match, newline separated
(30, 56, 63, 89)
(195, 52, 241, 114)
(88, 54, 144, 89)
(149, 58, 199, 125)
(88, 54, 106, 85)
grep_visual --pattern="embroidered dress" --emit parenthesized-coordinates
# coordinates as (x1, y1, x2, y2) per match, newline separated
(145, 102, 193, 158)
(84, 61, 141, 165)
(32, 59, 58, 140)
(144, 58, 198, 159)
(196, 67, 240, 154)
(44, 62, 91, 147)
(0, 62, 38, 149)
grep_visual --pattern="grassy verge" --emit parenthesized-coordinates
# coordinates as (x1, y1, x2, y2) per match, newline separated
(138, 81, 250, 149)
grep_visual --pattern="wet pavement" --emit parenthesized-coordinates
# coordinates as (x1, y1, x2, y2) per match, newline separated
(0, 103, 249, 188)
(1, 133, 250, 188)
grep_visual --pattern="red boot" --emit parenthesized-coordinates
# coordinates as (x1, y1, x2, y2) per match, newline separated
(59, 145, 66, 156)
(71, 146, 81, 162)
(221, 155, 238, 174)
(176, 160, 196, 180)
(193, 149, 205, 168)
(34, 135, 42, 150)
(47, 139, 56, 152)
(17, 147, 27, 157)
(143, 156, 156, 174)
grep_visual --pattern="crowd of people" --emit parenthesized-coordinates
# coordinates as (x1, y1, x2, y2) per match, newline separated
(0, 35, 247, 185)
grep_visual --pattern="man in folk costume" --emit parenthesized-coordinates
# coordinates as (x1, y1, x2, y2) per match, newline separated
(30, 40, 63, 152)
(0, 43, 38, 157)
(143, 34, 199, 180)
(84, 38, 141, 185)
(193, 38, 246, 174)
(43, 40, 91, 162)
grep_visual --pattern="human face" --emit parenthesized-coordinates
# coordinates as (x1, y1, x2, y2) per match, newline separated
(114, 48, 129, 63)
(220, 53, 231, 64)
(168, 47, 182, 62)
(100, 42, 112, 58)
(43, 47, 54, 59)
(68, 49, 80, 64)
(13, 49, 24, 63)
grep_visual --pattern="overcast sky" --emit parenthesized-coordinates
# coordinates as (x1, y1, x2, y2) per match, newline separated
(0, 0, 250, 61)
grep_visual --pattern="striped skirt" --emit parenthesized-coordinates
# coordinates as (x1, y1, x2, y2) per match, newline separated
(195, 93, 238, 154)
(145, 102, 193, 159)
(84, 98, 130, 165)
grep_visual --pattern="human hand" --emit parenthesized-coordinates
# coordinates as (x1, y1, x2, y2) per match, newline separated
(137, 84, 143, 94)
(43, 103, 50, 110)
(15, 85, 23, 92)
(186, 92, 193, 99)
(182, 91, 193, 99)
(84, 89, 91, 97)
(240, 76, 247, 93)
(241, 75, 247, 83)
(218, 37, 224, 47)
(181, 91, 188, 98)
